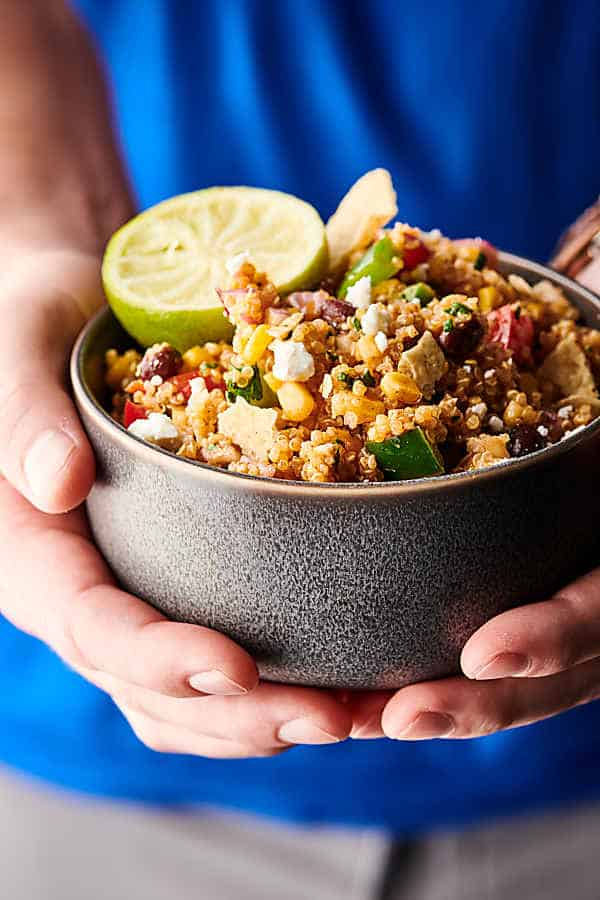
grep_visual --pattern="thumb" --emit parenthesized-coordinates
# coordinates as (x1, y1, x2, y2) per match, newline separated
(0, 250, 102, 513)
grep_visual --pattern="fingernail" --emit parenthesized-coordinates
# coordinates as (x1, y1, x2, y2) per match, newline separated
(277, 718, 341, 745)
(24, 429, 76, 501)
(468, 652, 530, 680)
(395, 712, 455, 740)
(189, 670, 248, 695)
(350, 713, 383, 740)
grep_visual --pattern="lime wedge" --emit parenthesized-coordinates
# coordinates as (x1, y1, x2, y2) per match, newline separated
(102, 187, 328, 351)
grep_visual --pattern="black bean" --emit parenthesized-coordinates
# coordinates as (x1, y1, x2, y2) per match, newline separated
(139, 344, 182, 381)
(439, 317, 484, 360)
(508, 423, 546, 457)
(538, 410, 564, 444)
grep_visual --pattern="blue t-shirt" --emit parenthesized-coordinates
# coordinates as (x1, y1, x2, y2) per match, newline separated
(2, 0, 600, 834)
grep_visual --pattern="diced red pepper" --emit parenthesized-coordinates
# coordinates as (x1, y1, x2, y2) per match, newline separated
(167, 369, 225, 402)
(123, 399, 148, 428)
(204, 373, 226, 392)
(402, 237, 430, 270)
(454, 238, 499, 269)
(487, 305, 535, 364)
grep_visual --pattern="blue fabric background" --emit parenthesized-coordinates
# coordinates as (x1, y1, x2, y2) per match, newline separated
(2, 0, 599, 833)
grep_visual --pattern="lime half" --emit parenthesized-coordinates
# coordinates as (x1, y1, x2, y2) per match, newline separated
(102, 187, 328, 351)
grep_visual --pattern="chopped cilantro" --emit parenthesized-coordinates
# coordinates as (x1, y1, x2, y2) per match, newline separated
(202, 361, 218, 369)
(225, 365, 263, 404)
(448, 301, 472, 317)
(207, 443, 217, 451)
(473, 250, 486, 270)
(351, 317, 362, 331)
(361, 371, 376, 387)
(326, 350, 339, 362)
(443, 319, 454, 333)
(337, 371, 354, 387)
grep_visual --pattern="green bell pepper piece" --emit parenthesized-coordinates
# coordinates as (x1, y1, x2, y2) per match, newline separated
(400, 282, 435, 307)
(338, 236, 399, 298)
(366, 427, 445, 480)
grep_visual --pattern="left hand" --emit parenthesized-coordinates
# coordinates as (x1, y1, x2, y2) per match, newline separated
(348, 566, 600, 740)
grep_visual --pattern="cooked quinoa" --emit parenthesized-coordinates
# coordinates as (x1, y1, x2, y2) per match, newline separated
(105, 225, 600, 483)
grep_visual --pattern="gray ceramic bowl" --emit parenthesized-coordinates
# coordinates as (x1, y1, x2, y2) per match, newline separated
(71, 253, 600, 689)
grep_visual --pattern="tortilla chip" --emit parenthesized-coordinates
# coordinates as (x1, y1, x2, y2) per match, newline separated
(326, 169, 397, 273)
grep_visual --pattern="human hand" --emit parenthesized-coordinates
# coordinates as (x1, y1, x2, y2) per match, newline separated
(0, 476, 352, 757)
(0, 254, 351, 758)
(347, 565, 598, 741)
(348, 260, 600, 743)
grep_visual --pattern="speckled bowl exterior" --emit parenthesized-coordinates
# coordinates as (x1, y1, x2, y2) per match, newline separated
(71, 254, 600, 689)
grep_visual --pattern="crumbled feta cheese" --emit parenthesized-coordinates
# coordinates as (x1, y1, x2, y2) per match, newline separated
(217, 397, 277, 461)
(470, 402, 487, 418)
(320, 373, 334, 399)
(189, 377, 207, 398)
(346, 276, 372, 309)
(225, 250, 251, 275)
(270, 340, 315, 382)
(488, 415, 505, 434)
(150, 375, 163, 387)
(557, 405, 573, 419)
(128, 412, 180, 444)
(537, 425, 549, 437)
(186, 377, 209, 413)
(484, 369, 495, 380)
(361, 304, 389, 336)
(374, 331, 388, 352)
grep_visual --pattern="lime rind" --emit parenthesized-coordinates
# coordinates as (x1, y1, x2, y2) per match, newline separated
(102, 186, 328, 352)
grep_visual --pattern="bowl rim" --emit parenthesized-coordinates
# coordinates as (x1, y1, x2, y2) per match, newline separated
(71, 251, 600, 498)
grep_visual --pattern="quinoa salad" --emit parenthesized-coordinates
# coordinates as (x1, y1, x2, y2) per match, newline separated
(105, 226, 600, 484)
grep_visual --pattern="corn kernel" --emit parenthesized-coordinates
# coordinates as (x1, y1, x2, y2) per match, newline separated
(242, 324, 272, 365)
(277, 382, 315, 421)
(105, 349, 140, 389)
(503, 399, 523, 427)
(478, 286, 499, 313)
(521, 300, 544, 321)
(330, 392, 385, 425)
(264, 371, 283, 392)
(380, 372, 422, 405)
(182, 345, 214, 371)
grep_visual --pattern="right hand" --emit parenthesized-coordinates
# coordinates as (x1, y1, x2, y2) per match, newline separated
(0, 255, 352, 757)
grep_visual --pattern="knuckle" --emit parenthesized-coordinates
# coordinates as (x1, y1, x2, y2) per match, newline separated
(475, 690, 518, 734)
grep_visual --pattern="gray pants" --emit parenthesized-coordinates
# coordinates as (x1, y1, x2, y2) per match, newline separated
(1, 770, 599, 900)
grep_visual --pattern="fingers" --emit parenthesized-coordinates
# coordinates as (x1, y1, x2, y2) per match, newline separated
(66, 585, 260, 697)
(461, 568, 600, 680)
(0, 479, 258, 697)
(345, 690, 391, 739)
(91, 672, 352, 749)
(0, 251, 102, 512)
(381, 658, 600, 740)
(115, 703, 286, 759)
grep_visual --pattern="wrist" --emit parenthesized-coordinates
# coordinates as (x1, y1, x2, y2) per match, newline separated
(551, 198, 600, 293)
